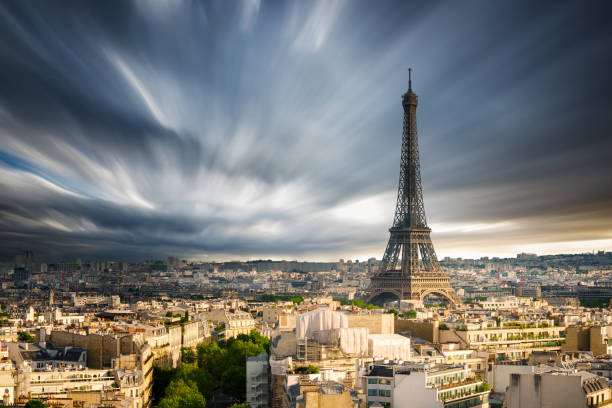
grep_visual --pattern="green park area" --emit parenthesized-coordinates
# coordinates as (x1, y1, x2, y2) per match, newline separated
(153, 330, 269, 408)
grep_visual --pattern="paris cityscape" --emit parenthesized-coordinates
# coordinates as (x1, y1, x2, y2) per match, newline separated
(1, 2, 612, 408)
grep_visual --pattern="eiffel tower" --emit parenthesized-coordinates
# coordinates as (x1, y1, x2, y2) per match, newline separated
(366, 70, 460, 306)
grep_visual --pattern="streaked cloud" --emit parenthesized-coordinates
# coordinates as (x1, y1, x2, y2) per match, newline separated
(0, 1, 610, 261)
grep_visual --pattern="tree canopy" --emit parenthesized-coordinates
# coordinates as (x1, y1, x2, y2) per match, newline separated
(25, 400, 46, 408)
(181, 347, 197, 364)
(155, 329, 269, 405)
(18, 331, 35, 342)
(157, 378, 206, 408)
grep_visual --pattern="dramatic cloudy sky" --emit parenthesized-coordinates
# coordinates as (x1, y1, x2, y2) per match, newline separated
(1, 1, 611, 261)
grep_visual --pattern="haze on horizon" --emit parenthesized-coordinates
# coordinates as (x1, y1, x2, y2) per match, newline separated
(1, 1, 611, 262)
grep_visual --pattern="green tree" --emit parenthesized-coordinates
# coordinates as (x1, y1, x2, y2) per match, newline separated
(175, 364, 214, 400)
(405, 310, 417, 318)
(158, 378, 206, 408)
(25, 400, 46, 408)
(351, 299, 366, 308)
(235, 330, 270, 355)
(166, 311, 174, 317)
(167, 333, 271, 406)
(388, 309, 399, 317)
(294, 364, 319, 374)
(182, 347, 197, 364)
(229, 404, 249, 408)
(260, 294, 303, 304)
(224, 339, 266, 368)
(221, 366, 246, 401)
(18, 331, 35, 342)
(197, 342, 226, 379)
(475, 382, 491, 392)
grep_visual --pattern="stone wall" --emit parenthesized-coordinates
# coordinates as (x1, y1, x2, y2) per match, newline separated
(394, 319, 439, 342)
(181, 322, 200, 348)
(347, 313, 393, 334)
(168, 326, 182, 368)
(590, 326, 608, 356)
(562, 326, 590, 352)
(49, 331, 119, 369)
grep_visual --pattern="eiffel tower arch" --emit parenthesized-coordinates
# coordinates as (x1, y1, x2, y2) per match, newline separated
(366, 70, 460, 306)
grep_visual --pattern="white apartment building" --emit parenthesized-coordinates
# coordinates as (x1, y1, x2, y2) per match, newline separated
(7, 342, 116, 399)
(440, 321, 564, 362)
(363, 363, 490, 408)
(24, 368, 116, 398)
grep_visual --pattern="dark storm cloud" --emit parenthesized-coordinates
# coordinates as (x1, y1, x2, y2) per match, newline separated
(0, 0, 611, 261)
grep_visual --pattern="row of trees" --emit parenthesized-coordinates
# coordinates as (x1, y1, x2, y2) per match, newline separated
(260, 294, 304, 304)
(154, 330, 270, 408)
(388, 309, 417, 318)
(333, 298, 378, 309)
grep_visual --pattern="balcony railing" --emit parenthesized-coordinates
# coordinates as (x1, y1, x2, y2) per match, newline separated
(31, 377, 116, 384)
(437, 379, 480, 391)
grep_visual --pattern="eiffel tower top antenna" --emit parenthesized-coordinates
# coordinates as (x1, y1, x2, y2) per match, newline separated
(408, 68, 412, 91)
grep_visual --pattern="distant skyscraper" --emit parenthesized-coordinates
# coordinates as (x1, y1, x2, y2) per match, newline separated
(367, 70, 459, 305)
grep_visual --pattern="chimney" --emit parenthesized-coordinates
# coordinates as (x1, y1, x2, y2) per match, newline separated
(39, 327, 46, 348)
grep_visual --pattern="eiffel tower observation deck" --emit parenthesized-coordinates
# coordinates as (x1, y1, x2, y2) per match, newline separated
(366, 70, 460, 306)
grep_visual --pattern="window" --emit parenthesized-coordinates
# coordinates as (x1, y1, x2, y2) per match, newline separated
(379, 379, 391, 385)
(368, 389, 377, 396)
(368, 379, 378, 384)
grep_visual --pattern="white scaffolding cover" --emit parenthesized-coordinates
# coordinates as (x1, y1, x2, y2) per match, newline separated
(296, 309, 348, 339)
(337, 327, 369, 355)
(368, 334, 411, 360)
(310, 327, 369, 355)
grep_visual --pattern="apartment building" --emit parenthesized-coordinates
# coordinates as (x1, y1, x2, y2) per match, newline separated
(283, 376, 362, 408)
(504, 370, 612, 408)
(7, 342, 115, 399)
(362, 363, 490, 408)
(440, 321, 564, 362)
(205, 310, 256, 339)
(563, 325, 612, 356)
(296, 382, 362, 408)
(439, 343, 487, 378)
(0, 343, 16, 405)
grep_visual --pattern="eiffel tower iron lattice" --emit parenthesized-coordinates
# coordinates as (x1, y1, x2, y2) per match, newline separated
(366, 70, 460, 306)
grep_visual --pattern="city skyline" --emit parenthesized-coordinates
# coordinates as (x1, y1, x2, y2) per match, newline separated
(1, 1, 612, 262)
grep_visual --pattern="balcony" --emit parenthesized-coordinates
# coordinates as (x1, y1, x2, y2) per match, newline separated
(443, 393, 489, 408)
(438, 380, 490, 404)
(437, 379, 481, 391)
